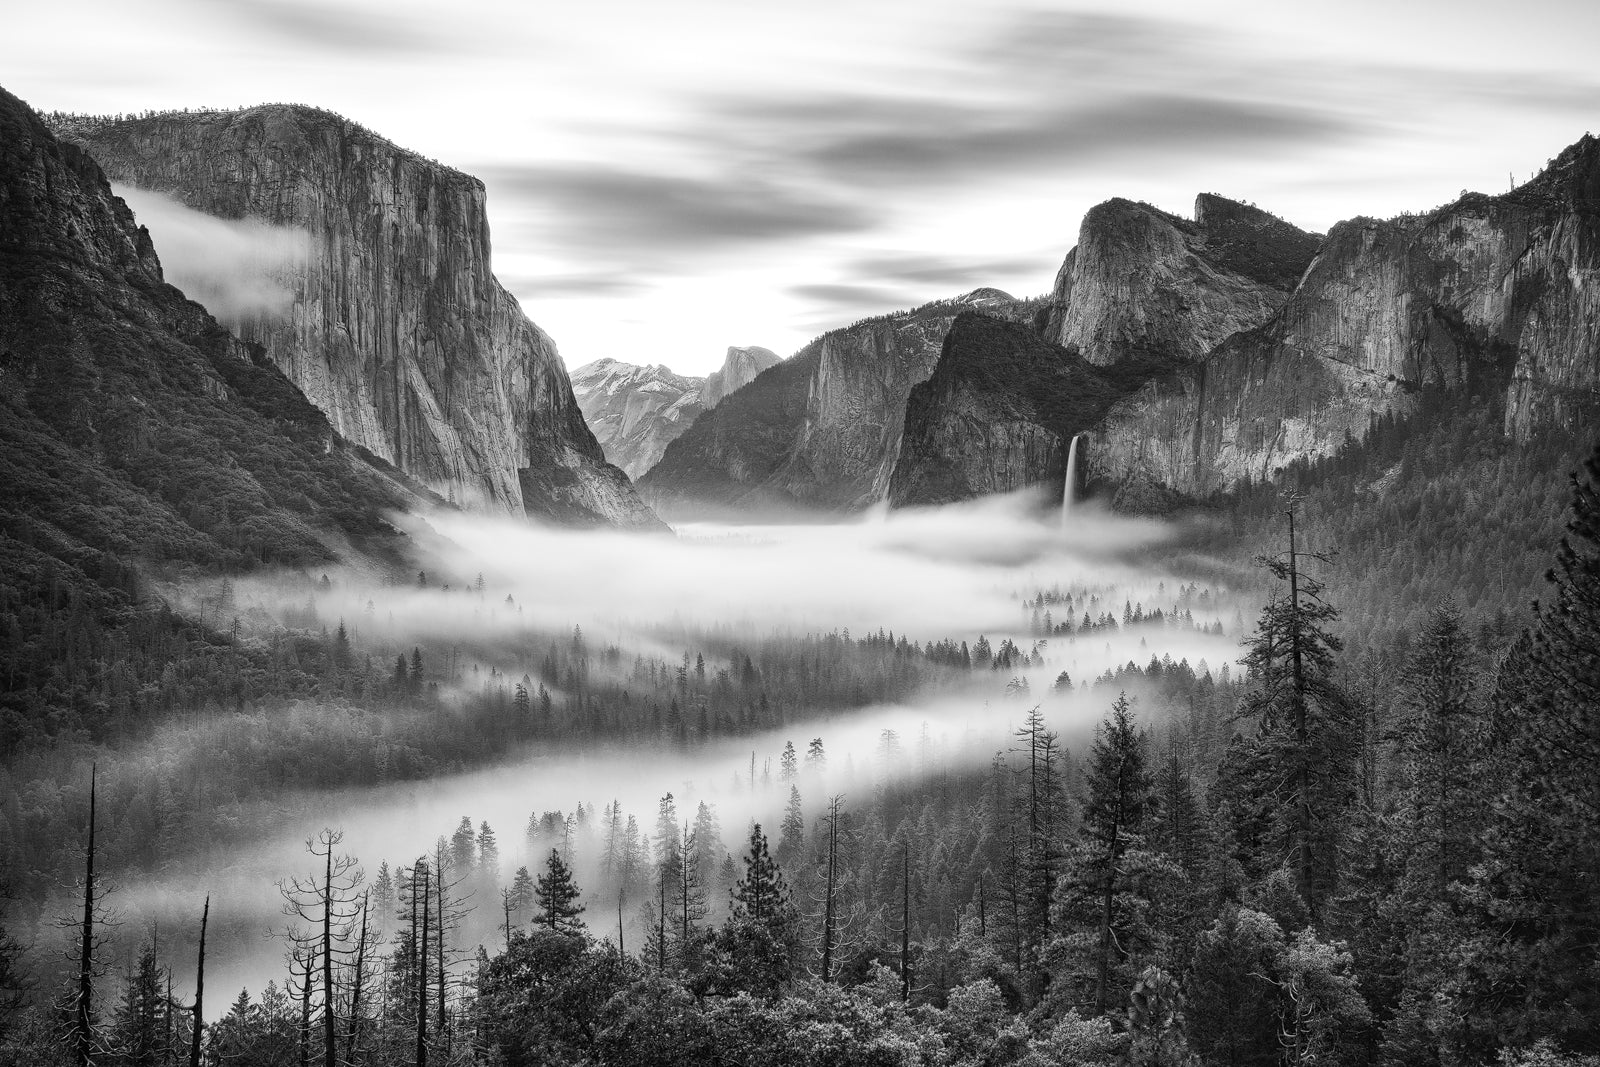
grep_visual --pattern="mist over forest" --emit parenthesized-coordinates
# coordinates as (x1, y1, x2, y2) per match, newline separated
(3, 19, 1600, 1065)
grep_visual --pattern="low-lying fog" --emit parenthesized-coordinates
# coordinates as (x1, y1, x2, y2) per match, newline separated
(122, 490, 1246, 1013)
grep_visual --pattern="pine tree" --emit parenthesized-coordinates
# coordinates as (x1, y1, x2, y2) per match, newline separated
(111, 939, 168, 1066)
(476, 822, 500, 881)
(1456, 443, 1600, 1056)
(1394, 602, 1482, 895)
(508, 866, 535, 917)
(1011, 705, 1069, 1001)
(533, 849, 586, 935)
(731, 824, 791, 926)
(1237, 509, 1358, 915)
(1046, 694, 1163, 1016)
(670, 822, 708, 968)
(450, 817, 476, 873)
(777, 786, 805, 864)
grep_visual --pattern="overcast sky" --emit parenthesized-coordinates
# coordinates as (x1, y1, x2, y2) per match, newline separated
(7, 0, 1597, 375)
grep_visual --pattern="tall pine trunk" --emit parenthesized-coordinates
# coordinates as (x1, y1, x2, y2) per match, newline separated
(189, 896, 207, 1067)
(75, 764, 97, 1067)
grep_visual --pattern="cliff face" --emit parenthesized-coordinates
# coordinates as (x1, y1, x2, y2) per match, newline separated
(641, 290, 1036, 513)
(702, 345, 781, 409)
(0, 85, 430, 601)
(1089, 136, 1600, 503)
(53, 106, 660, 529)
(887, 314, 1171, 506)
(571, 345, 781, 480)
(1041, 194, 1319, 365)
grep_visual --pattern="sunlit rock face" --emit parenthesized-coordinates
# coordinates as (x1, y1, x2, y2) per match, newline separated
(702, 345, 781, 409)
(1042, 194, 1320, 366)
(641, 290, 1036, 513)
(1090, 135, 1600, 503)
(572, 346, 780, 480)
(53, 106, 661, 529)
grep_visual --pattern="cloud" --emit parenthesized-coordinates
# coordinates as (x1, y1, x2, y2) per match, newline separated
(847, 252, 1044, 290)
(483, 165, 875, 261)
(115, 184, 309, 324)
(207, 0, 470, 57)
(797, 94, 1357, 188)
(787, 282, 913, 313)
(500, 271, 647, 299)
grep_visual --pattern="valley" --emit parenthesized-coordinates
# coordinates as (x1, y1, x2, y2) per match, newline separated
(1, 35, 1598, 1067)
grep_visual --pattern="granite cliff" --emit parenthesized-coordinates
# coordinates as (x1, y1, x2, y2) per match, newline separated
(1041, 194, 1319, 365)
(52, 106, 660, 529)
(703, 345, 781, 409)
(889, 197, 1313, 506)
(1088, 135, 1600, 504)
(640, 289, 1036, 514)
(892, 140, 1598, 509)
(571, 345, 780, 479)
(886, 314, 1171, 506)
(0, 85, 431, 608)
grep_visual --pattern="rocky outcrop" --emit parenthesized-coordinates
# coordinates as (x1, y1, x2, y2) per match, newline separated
(571, 346, 781, 479)
(641, 290, 1037, 514)
(887, 314, 1171, 506)
(702, 345, 781, 409)
(52, 106, 661, 529)
(1041, 194, 1319, 365)
(1088, 135, 1600, 503)
(0, 85, 431, 598)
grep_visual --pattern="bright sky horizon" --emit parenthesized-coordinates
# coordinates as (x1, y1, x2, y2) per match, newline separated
(7, 0, 1598, 376)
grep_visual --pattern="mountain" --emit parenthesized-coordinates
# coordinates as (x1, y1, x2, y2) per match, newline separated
(703, 345, 782, 408)
(1086, 135, 1600, 505)
(0, 85, 430, 632)
(50, 105, 660, 529)
(1040, 194, 1319, 366)
(638, 289, 1037, 514)
(891, 146, 1599, 509)
(571, 345, 780, 479)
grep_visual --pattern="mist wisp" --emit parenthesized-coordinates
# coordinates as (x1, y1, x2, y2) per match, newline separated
(115, 183, 309, 325)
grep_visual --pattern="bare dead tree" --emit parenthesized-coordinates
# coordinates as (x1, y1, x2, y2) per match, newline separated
(59, 763, 118, 1067)
(277, 829, 363, 1067)
(188, 896, 207, 1067)
(344, 891, 372, 1065)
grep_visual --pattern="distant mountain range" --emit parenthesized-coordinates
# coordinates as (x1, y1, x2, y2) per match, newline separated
(636, 288, 1041, 516)
(571, 346, 781, 479)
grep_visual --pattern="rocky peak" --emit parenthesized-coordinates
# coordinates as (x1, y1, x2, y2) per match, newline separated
(1041, 193, 1318, 366)
(703, 346, 782, 409)
(950, 287, 1018, 308)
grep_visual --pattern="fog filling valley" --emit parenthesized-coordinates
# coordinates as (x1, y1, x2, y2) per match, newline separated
(102, 491, 1247, 1014)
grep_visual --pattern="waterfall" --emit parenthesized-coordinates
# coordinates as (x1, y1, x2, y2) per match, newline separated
(1061, 434, 1081, 527)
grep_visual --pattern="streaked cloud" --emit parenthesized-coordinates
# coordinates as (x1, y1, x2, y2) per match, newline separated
(8, 0, 1598, 373)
